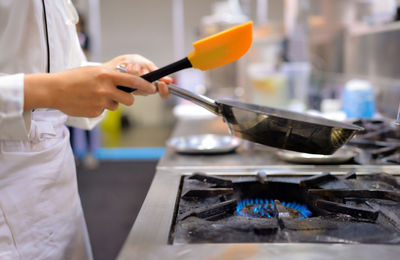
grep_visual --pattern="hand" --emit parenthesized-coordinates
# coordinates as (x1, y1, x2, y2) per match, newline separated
(103, 54, 172, 100)
(24, 66, 156, 117)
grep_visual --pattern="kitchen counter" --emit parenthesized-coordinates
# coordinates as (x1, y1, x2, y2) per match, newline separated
(117, 117, 400, 260)
(158, 117, 289, 169)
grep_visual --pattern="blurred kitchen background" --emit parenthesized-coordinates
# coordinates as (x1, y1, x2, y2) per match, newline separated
(71, 0, 400, 159)
(70, 0, 400, 259)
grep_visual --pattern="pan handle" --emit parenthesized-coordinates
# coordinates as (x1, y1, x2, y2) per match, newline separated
(166, 83, 220, 115)
(115, 65, 220, 115)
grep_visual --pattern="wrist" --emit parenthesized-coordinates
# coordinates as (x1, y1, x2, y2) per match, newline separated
(24, 73, 58, 110)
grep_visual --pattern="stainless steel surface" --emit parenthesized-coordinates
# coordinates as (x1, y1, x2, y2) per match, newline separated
(166, 134, 241, 154)
(158, 118, 291, 169)
(218, 99, 362, 154)
(167, 84, 219, 114)
(158, 118, 370, 169)
(397, 103, 400, 124)
(276, 146, 357, 164)
(120, 243, 399, 260)
(167, 84, 363, 154)
(345, 23, 400, 80)
(344, 22, 400, 119)
(118, 116, 400, 260)
(118, 167, 400, 260)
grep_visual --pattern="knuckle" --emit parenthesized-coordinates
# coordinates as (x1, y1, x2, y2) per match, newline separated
(97, 68, 112, 80)
(94, 86, 106, 98)
(95, 86, 107, 96)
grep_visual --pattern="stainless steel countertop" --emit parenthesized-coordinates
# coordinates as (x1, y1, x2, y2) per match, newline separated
(118, 117, 400, 260)
(158, 117, 299, 169)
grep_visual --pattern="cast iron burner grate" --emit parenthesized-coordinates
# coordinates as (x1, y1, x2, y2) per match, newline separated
(349, 119, 400, 164)
(170, 171, 400, 244)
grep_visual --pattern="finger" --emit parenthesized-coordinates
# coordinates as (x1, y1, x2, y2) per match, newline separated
(160, 76, 173, 84)
(107, 89, 135, 106)
(110, 71, 156, 94)
(141, 68, 150, 75)
(157, 81, 170, 100)
(145, 61, 158, 71)
(132, 90, 150, 96)
(126, 64, 140, 76)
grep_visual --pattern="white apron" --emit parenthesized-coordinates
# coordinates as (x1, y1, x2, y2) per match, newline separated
(0, 0, 96, 259)
(0, 111, 92, 260)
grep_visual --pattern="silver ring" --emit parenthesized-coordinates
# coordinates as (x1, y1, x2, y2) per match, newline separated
(154, 81, 159, 91)
(115, 64, 127, 73)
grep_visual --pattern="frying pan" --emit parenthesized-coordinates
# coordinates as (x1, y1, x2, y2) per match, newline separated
(166, 83, 363, 155)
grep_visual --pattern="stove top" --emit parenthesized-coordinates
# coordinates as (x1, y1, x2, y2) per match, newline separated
(170, 171, 400, 245)
(349, 119, 400, 165)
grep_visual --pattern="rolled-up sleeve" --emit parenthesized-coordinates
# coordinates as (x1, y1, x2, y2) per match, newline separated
(0, 73, 30, 140)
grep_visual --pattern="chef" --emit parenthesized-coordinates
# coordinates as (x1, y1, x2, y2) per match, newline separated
(0, 0, 171, 259)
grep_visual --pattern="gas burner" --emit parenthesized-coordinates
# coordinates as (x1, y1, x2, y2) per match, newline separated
(171, 171, 400, 244)
(236, 199, 312, 219)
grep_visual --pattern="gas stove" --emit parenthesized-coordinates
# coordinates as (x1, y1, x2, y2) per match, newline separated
(171, 171, 400, 245)
(115, 114, 400, 259)
(118, 165, 400, 260)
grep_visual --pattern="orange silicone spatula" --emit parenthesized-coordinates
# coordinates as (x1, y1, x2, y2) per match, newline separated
(118, 21, 253, 92)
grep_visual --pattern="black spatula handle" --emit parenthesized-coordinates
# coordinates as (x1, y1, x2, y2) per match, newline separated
(116, 57, 192, 93)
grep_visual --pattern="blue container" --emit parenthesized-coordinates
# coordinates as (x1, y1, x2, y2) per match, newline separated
(342, 80, 376, 119)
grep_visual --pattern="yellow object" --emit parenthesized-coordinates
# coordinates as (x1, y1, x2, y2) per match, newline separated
(187, 21, 253, 70)
(101, 107, 123, 147)
(101, 106, 121, 134)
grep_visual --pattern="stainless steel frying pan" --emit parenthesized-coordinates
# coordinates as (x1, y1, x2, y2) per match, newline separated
(166, 83, 363, 155)
(115, 65, 362, 154)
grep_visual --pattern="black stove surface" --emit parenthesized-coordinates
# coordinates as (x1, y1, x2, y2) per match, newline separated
(349, 119, 400, 165)
(170, 171, 400, 245)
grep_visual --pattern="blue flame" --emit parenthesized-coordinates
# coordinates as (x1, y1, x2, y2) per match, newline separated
(236, 198, 312, 219)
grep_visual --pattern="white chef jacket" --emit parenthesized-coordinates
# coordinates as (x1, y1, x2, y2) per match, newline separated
(0, 0, 98, 259)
